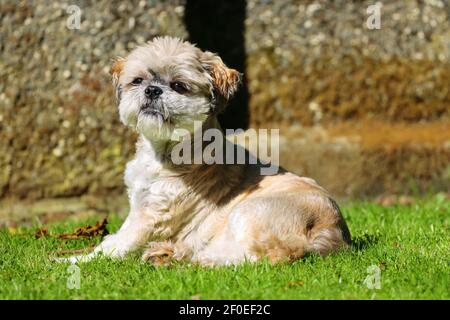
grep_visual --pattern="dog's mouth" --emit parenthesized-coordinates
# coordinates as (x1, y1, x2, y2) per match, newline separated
(139, 103, 167, 120)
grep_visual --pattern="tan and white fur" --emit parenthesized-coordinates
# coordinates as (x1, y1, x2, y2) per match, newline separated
(64, 37, 351, 266)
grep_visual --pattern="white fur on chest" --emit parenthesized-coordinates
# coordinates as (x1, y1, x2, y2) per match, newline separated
(124, 150, 186, 236)
(121, 138, 225, 249)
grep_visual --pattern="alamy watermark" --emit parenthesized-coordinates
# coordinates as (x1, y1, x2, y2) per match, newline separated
(363, 264, 381, 289)
(366, 2, 382, 30)
(170, 121, 280, 175)
(66, 264, 80, 290)
(66, 3, 382, 32)
(66, 5, 82, 30)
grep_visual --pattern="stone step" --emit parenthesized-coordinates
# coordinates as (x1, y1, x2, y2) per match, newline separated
(275, 120, 450, 197)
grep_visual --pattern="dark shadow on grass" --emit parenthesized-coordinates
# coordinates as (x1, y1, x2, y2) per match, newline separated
(350, 233, 380, 251)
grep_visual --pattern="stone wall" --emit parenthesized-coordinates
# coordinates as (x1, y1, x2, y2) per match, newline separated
(0, 0, 187, 199)
(245, 0, 450, 125)
(0, 0, 449, 201)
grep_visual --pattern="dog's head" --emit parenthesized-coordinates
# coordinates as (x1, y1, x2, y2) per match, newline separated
(111, 36, 241, 142)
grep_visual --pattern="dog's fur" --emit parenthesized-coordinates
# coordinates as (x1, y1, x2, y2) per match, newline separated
(66, 37, 351, 265)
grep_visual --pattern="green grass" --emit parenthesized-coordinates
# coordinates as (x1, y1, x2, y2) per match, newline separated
(0, 196, 449, 299)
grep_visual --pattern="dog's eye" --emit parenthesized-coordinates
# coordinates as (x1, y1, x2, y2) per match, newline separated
(131, 78, 143, 85)
(170, 81, 188, 94)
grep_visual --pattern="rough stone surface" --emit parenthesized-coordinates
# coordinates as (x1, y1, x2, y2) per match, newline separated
(0, 0, 449, 201)
(0, 0, 186, 199)
(245, 0, 450, 126)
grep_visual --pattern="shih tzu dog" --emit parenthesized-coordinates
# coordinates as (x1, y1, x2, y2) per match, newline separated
(64, 36, 351, 265)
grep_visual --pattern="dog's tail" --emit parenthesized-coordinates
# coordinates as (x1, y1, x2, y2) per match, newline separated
(306, 226, 350, 256)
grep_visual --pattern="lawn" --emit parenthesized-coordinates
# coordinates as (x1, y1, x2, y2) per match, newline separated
(0, 196, 449, 300)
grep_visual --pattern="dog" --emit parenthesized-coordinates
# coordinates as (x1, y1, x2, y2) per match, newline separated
(64, 36, 351, 265)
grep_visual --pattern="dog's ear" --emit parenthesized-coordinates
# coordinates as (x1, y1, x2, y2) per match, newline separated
(200, 51, 242, 102)
(110, 57, 125, 104)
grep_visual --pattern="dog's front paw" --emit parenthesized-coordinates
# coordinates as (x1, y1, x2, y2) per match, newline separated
(142, 241, 175, 266)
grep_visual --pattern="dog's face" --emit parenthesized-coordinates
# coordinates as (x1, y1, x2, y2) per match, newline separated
(111, 37, 241, 142)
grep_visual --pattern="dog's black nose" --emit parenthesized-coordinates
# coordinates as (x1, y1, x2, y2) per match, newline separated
(145, 85, 163, 99)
